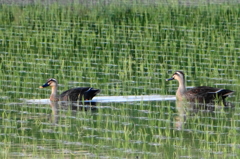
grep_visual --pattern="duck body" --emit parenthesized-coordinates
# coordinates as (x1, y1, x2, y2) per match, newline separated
(40, 78, 100, 108)
(184, 86, 233, 105)
(166, 71, 234, 108)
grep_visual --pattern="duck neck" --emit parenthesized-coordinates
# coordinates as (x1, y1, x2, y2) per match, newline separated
(176, 79, 187, 100)
(50, 86, 59, 102)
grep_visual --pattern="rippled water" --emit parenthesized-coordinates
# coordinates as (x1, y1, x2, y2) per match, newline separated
(1, 93, 239, 158)
(0, 1, 240, 159)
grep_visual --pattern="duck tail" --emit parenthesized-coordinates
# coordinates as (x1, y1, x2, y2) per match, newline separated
(84, 88, 100, 100)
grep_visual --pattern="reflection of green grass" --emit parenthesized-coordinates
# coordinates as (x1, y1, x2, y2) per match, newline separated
(0, 2, 239, 158)
(0, 101, 239, 158)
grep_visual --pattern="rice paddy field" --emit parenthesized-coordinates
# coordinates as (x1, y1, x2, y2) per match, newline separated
(0, 0, 240, 158)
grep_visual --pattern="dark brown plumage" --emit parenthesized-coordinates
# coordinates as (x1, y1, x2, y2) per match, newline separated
(60, 87, 100, 101)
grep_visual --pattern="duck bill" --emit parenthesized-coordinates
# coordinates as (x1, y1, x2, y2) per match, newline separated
(166, 77, 174, 81)
(39, 83, 50, 88)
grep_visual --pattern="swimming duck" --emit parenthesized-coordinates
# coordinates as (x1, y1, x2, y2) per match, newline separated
(39, 78, 100, 106)
(166, 71, 234, 108)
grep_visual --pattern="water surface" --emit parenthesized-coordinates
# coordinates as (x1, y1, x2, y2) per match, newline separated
(0, 1, 240, 158)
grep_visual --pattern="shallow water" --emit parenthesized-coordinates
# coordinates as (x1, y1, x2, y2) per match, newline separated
(0, 2, 240, 159)
(1, 98, 239, 158)
(24, 95, 176, 104)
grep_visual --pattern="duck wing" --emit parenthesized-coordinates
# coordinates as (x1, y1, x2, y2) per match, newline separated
(185, 86, 234, 103)
(60, 87, 100, 101)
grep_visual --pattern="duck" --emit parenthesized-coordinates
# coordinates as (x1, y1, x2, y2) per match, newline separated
(166, 71, 234, 109)
(39, 78, 100, 107)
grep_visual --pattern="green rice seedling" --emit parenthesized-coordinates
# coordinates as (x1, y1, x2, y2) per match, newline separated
(0, 1, 239, 158)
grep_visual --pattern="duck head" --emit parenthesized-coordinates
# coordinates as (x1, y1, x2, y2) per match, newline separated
(39, 78, 58, 88)
(166, 71, 185, 82)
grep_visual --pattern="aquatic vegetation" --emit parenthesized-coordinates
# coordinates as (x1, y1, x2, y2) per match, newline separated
(0, 1, 239, 158)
